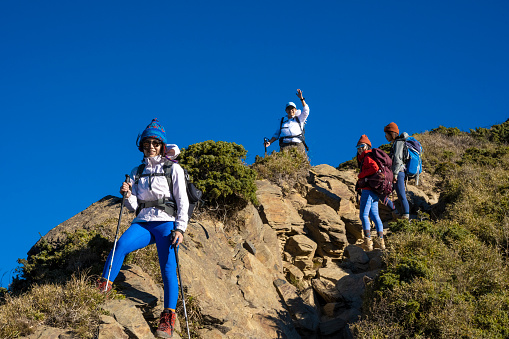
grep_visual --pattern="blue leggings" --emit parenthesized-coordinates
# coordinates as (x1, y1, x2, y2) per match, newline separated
(395, 171, 410, 214)
(102, 221, 178, 309)
(359, 190, 384, 235)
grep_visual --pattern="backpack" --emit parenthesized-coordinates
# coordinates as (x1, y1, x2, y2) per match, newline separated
(278, 116, 309, 151)
(133, 160, 203, 218)
(404, 137, 423, 177)
(357, 148, 394, 199)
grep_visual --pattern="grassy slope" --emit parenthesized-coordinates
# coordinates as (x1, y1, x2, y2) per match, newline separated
(351, 121, 509, 338)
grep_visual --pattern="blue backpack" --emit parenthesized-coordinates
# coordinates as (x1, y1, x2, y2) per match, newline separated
(405, 136, 423, 179)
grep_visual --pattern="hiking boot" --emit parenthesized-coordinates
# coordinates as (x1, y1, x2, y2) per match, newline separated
(96, 279, 112, 293)
(363, 237, 373, 251)
(156, 310, 176, 338)
(401, 214, 410, 220)
(379, 238, 386, 250)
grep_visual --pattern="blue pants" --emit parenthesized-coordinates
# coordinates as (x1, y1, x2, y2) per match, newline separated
(102, 221, 178, 309)
(383, 196, 396, 210)
(395, 171, 410, 215)
(359, 189, 384, 235)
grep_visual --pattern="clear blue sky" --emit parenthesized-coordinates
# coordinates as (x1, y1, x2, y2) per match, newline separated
(1, 0, 508, 287)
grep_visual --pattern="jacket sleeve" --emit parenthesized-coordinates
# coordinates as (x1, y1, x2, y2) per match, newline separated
(171, 164, 189, 232)
(392, 140, 406, 176)
(124, 167, 139, 212)
(296, 105, 309, 126)
(358, 156, 379, 179)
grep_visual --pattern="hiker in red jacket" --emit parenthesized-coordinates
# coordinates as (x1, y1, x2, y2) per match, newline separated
(356, 135, 385, 251)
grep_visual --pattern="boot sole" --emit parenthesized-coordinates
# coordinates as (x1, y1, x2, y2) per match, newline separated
(156, 330, 173, 338)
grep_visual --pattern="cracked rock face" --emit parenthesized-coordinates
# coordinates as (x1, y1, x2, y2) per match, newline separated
(23, 164, 437, 338)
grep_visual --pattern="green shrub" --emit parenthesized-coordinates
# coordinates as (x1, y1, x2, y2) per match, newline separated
(430, 125, 464, 137)
(459, 146, 509, 168)
(11, 230, 110, 292)
(252, 147, 310, 194)
(470, 119, 509, 144)
(179, 140, 258, 209)
(353, 228, 509, 338)
(337, 156, 357, 170)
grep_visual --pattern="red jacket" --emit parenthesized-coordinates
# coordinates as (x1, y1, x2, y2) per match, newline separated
(357, 150, 379, 190)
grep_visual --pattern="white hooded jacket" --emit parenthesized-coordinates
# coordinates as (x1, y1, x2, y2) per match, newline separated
(124, 155, 189, 232)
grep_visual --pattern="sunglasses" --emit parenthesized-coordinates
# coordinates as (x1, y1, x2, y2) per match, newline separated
(356, 144, 367, 149)
(142, 140, 163, 147)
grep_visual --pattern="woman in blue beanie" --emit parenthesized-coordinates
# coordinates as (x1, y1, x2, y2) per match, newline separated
(97, 119, 189, 338)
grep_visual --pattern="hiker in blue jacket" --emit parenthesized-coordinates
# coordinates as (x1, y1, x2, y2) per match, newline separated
(264, 89, 309, 153)
(97, 119, 188, 338)
(384, 122, 410, 219)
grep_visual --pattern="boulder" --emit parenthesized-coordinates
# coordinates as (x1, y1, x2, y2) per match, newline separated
(284, 261, 305, 282)
(336, 271, 379, 309)
(333, 169, 359, 192)
(322, 302, 347, 318)
(343, 245, 369, 265)
(300, 205, 348, 257)
(407, 185, 434, 213)
(319, 317, 347, 336)
(102, 300, 155, 339)
(274, 279, 320, 332)
(285, 234, 318, 257)
(306, 165, 356, 215)
(341, 212, 363, 241)
(256, 180, 305, 235)
(98, 315, 130, 339)
(317, 266, 351, 285)
(311, 278, 343, 303)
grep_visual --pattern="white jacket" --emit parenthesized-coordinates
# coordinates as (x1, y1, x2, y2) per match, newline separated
(272, 105, 310, 143)
(125, 155, 189, 232)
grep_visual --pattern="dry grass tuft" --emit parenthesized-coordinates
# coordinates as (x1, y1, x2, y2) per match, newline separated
(0, 273, 105, 338)
(252, 147, 310, 195)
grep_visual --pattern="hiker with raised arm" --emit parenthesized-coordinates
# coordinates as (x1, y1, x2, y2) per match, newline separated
(355, 135, 386, 251)
(384, 122, 410, 220)
(264, 89, 309, 153)
(97, 119, 188, 338)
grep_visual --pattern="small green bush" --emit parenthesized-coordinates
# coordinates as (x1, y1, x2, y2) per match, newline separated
(470, 119, 509, 144)
(11, 230, 110, 292)
(179, 140, 258, 209)
(430, 125, 464, 137)
(337, 156, 357, 170)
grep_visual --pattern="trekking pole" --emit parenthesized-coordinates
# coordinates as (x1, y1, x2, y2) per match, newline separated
(105, 174, 130, 291)
(264, 137, 268, 157)
(173, 235, 191, 339)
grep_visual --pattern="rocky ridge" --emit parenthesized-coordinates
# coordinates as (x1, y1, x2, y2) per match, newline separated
(22, 164, 437, 338)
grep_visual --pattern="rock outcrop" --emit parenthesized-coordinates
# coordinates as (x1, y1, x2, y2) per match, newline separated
(23, 164, 435, 338)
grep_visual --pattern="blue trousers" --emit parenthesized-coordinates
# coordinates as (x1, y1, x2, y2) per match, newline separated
(359, 189, 384, 235)
(102, 221, 178, 309)
(395, 171, 410, 214)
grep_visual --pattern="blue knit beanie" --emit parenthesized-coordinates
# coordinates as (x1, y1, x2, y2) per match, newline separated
(140, 118, 167, 144)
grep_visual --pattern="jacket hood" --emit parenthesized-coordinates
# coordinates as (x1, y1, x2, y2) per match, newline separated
(396, 132, 410, 140)
(143, 155, 164, 166)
